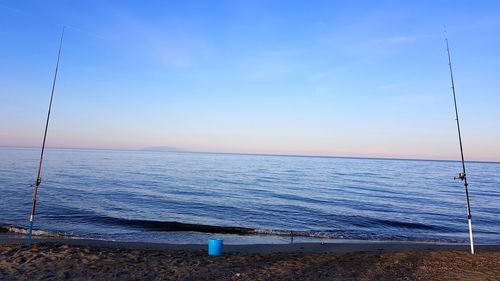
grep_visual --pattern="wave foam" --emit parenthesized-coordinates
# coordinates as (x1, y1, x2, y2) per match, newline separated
(0, 224, 63, 238)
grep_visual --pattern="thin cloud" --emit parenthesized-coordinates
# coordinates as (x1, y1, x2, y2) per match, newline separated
(0, 3, 22, 13)
(237, 48, 306, 80)
(321, 28, 420, 56)
(470, 16, 500, 30)
(378, 83, 402, 90)
(349, 35, 419, 55)
(92, 8, 213, 68)
(390, 92, 442, 105)
(371, 35, 418, 46)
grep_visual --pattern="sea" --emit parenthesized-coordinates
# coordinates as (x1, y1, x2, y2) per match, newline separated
(0, 147, 499, 244)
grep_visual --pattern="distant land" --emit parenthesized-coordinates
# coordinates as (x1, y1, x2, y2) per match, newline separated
(141, 146, 187, 153)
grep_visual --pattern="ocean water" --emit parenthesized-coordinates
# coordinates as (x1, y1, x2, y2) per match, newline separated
(0, 147, 499, 244)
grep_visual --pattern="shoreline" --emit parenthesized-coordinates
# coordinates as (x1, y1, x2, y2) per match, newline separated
(1, 238, 499, 280)
(2, 236, 500, 253)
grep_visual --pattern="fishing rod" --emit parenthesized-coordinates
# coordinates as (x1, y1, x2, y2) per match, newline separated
(27, 27, 65, 246)
(445, 34, 474, 254)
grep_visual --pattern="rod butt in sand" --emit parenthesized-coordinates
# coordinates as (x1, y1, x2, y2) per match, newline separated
(27, 219, 34, 246)
(468, 218, 474, 254)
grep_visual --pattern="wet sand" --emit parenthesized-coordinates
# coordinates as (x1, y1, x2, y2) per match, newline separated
(1, 239, 499, 280)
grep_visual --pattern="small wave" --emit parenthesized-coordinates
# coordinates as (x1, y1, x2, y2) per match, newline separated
(0, 224, 64, 238)
(89, 217, 446, 241)
(71, 216, 348, 238)
(250, 229, 331, 238)
(235, 228, 452, 242)
(372, 218, 435, 230)
(97, 217, 255, 235)
(0, 221, 455, 243)
(92, 217, 354, 239)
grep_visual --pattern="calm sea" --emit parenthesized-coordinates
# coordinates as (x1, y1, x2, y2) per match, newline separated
(0, 147, 499, 244)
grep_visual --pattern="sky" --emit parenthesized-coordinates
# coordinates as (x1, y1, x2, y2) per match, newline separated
(1, 0, 499, 161)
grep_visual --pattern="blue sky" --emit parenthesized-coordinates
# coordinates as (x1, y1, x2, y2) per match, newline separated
(1, 0, 499, 161)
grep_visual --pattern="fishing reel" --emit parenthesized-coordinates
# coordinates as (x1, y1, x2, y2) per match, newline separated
(454, 172, 466, 181)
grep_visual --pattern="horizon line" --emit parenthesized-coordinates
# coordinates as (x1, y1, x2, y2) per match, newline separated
(1, 145, 499, 164)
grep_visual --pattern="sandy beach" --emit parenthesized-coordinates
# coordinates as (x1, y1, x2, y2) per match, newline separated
(1, 239, 499, 280)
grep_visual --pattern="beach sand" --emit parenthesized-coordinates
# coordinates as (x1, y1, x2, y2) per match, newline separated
(0, 239, 499, 280)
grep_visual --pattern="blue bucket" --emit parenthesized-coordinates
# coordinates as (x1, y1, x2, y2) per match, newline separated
(208, 238, 223, 256)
